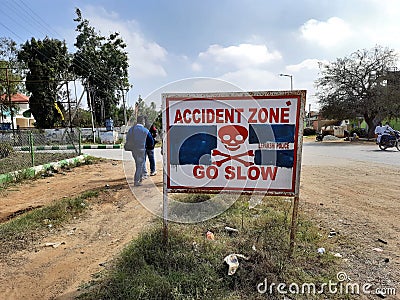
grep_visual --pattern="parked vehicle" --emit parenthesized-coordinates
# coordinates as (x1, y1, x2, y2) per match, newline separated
(378, 130, 400, 151)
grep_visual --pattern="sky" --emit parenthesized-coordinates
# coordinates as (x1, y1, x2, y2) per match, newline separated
(1, 0, 400, 112)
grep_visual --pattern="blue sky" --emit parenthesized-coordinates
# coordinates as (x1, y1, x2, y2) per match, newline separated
(1, 0, 400, 111)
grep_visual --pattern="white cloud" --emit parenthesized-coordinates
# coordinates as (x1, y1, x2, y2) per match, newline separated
(286, 59, 326, 72)
(300, 17, 353, 48)
(82, 5, 167, 79)
(218, 68, 281, 91)
(191, 62, 202, 72)
(198, 44, 282, 69)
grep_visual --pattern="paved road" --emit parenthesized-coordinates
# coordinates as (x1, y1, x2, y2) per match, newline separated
(302, 141, 400, 166)
(83, 147, 163, 162)
(83, 142, 400, 167)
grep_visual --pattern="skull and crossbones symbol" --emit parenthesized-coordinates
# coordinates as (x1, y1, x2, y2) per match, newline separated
(212, 125, 254, 167)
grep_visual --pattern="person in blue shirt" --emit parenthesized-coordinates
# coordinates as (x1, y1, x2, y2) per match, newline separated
(142, 123, 158, 178)
(125, 115, 154, 186)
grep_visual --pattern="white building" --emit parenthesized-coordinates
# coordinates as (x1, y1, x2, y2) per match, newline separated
(0, 93, 35, 129)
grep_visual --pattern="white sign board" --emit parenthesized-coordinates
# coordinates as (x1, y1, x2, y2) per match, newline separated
(163, 91, 306, 196)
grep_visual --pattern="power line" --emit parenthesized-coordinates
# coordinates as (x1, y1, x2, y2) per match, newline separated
(0, 2, 128, 95)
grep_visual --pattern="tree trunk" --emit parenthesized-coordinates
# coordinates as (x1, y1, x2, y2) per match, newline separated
(364, 114, 377, 139)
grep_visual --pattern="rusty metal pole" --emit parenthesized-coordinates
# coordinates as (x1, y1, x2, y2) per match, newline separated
(289, 90, 306, 257)
(289, 195, 299, 256)
(162, 96, 168, 244)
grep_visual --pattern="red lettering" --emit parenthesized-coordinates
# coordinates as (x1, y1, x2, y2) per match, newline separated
(237, 166, 246, 180)
(258, 108, 268, 123)
(280, 107, 290, 123)
(269, 108, 279, 123)
(174, 109, 183, 123)
(260, 166, 278, 180)
(248, 166, 260, 180)
(193, 165, 219, 179)
(206, 166, 218, 179)
(206, 109, 215, 123)
(192, 109, 201, 123)
(193, 165, 204, 179)
(225, 109, 233, 123)
(248, 108, 257, 123)
(235, 108, 244, 123)
(183, 109, 191, 123)
(215, 108, 224, 123)
(224, 166, 235, 179)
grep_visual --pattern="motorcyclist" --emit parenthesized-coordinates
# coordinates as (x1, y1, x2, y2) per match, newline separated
(374, 122, 384, 144)
(381, 122, 395, 144)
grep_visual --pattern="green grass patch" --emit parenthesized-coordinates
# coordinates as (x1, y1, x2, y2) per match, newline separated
(0, 152, 79, 174)
(0, 155, 99, 188)
(0, 190, 98, 255)
(78, 196, 342, 300)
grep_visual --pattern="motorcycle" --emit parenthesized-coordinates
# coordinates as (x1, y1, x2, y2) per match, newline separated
(378, 130, 400, 151)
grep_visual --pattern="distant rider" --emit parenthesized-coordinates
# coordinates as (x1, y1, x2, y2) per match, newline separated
(380, 122, 395, 144)
(374, 122, 384, 144)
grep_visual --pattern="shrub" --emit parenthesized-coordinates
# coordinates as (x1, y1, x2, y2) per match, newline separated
(0, 142, 14, 159)
(350, 128, 367, 138)
(303, 127, 317, 136)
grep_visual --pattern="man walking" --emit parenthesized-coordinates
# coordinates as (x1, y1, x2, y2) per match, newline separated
(125, 116, 154, 186)
(142, 123, 158, 178)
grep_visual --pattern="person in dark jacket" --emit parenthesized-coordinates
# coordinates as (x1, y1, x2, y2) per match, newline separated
(142, 123, 158, 178)
(125, 116, 154, 186)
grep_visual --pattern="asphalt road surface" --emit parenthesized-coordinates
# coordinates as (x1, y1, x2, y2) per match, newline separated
(302, 141, 400, 167)
(83, 141, 400, 167)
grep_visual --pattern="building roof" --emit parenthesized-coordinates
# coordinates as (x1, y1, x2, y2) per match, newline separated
(0, 93, 29, 103)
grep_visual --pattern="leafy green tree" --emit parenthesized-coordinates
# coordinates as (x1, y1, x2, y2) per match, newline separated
(134, 95, 161, 129)
(72, 8, 129, 126)
(70, 108, 92, 127)
(113, 105, 134, 127)
(0, 37, 25, 123)
(315, 45, 400, 137)
(18, 37, 70, 128)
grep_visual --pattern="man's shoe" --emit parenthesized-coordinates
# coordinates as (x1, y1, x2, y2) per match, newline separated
(134, 182, 142, 186)
(150, 171, 157, 176)
(142, 175, 149, 180)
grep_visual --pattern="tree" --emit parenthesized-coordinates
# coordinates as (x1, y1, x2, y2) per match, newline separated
(18, 37, 70, 128)
(134, 95, 161, 129)
(315, 45, 400, 137)
(113, 105, 134, 127)
(0, 37, 25, 124)
(69, 108, 93, 127)
(72, 8, 129, 126)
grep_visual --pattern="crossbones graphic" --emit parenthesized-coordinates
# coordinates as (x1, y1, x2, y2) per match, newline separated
(212, 149, 254, 167)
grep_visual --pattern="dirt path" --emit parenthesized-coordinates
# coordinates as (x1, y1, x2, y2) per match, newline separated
(0, 159, 158, 299)
(300, 162, 400, 299)
(0, 152, 399, 299)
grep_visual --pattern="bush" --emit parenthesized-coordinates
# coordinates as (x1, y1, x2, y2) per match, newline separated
(350, 128, 368, 138)
(0, 142, 14, 159)
(303, 127, 317, 136)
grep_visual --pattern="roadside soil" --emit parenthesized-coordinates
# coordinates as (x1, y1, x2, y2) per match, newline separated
(0, 145, 399, 299)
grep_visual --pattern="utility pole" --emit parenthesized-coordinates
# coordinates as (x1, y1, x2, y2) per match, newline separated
(65, 80, 73, 131)
(121, 89, 127, 126)
(5, 67, 15, 136)
(86, 80, 96, 144)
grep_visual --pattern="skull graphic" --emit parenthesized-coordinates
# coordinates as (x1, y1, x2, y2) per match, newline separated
(218, 125, 248, 151)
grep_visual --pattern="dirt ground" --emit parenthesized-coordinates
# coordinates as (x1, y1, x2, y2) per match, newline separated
(0, 145, 399, 299)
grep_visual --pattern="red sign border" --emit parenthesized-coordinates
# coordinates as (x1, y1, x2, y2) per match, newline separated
(163, 91, 306, 196)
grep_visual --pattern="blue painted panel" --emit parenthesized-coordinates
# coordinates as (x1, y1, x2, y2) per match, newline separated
(249, 124, 295, 143)
(169, 125, 217, 165)
(254, 149, 294, 168)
